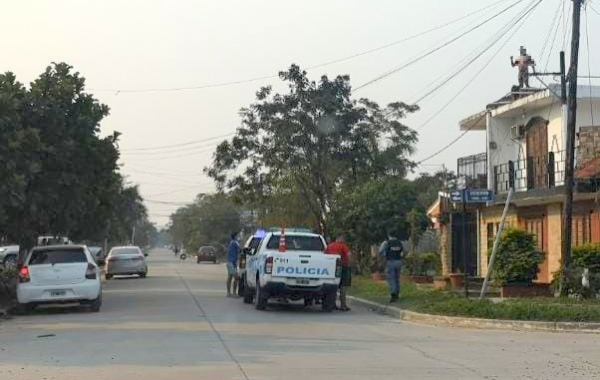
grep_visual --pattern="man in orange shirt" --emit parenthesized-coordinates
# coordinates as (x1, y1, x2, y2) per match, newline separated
(325, 234, 351, 311)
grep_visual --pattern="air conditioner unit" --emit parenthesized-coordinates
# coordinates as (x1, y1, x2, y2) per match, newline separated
(510, 124, 525, 140)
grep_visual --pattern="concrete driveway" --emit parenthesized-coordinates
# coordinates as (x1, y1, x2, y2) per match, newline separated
(1, 248, 599, 380)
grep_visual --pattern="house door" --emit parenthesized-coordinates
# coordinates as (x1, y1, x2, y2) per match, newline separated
(451, 212, 478, 276)
(526, 119, 548, 189)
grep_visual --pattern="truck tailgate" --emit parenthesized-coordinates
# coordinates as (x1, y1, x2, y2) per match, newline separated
(271, 251, 338, 279)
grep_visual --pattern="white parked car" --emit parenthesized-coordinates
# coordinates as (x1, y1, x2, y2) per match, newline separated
(244, 231, 341, 311)
(16, 245, 102, 313)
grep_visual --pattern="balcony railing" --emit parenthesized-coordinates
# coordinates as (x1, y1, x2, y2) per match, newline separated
(493, 148, 600, 194)
(457, 152, 488, 189)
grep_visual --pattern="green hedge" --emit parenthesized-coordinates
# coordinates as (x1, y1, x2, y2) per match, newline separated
(553, 243, 600, 297)
(492, 228, 545, 284)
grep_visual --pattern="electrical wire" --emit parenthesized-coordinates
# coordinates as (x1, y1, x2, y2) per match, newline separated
(353, 0, 526, 92)
(415, 0, 542, 132)
(539, 0, 564, 69)
(417, 112, 487, 165)
(410, 0, 538, 106)
(121, 132, 234, 152)
(89, 0, 507, 94)
(543, 0, 565, 72)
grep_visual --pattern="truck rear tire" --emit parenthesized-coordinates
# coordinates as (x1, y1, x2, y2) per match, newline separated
(322, 290, 336, 313)
(255, 277, 267, 310)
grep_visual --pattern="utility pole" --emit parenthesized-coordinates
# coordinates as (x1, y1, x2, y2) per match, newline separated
(560, 0, 582, 295)
(131, 226, 136, 246)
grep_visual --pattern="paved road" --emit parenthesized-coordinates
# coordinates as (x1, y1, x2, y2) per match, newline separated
(1, 249, 600, 380)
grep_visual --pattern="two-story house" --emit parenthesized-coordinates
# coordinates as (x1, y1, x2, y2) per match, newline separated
(454, 84, 600, 283)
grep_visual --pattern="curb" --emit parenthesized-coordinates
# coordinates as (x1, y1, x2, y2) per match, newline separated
(348, 296, 600, 333)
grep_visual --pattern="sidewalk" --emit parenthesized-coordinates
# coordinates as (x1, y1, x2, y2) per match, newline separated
(349, 295, 600, 333)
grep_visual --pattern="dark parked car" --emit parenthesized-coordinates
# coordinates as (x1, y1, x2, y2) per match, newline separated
(197, 246, 217, 264)
(88, 246, 106, 266)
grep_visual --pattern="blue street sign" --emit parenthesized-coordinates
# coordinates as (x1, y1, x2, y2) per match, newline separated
(450, 190, 463, 202)
(464, 189, 494, 203)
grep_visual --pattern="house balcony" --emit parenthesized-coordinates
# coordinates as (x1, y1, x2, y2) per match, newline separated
(493, 148, 600, 195)
(457, 152, 488, 189)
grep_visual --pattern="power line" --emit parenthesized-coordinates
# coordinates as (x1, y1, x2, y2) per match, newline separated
(89, 0, 507, 94)
(543, 0, 566, 71)
(123, 145, 217, 161)
(417, 113, 487, 165)
(539, 0, 565, 67)
(353, 0, 526, 92)
(121, 132, 234, 152)
(415, 0, 543, 132)
(410, 0, 538, 106)
(305, 0, 508, 70)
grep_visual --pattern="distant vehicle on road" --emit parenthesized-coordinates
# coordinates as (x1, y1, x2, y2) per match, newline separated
(197, 246, 217, 264)
(87, 246, 106, 266)
(243, 230, 341, 312)
(0, 245, 19, 269)
(16, 245, 102, 313)
(105, 246, 148, 280)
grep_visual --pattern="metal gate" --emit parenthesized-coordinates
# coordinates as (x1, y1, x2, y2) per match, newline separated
(451, 212, 478, 276)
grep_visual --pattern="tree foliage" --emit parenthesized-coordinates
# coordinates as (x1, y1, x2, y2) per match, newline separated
(169, 194, 241, 253)
(329, 178, 423, 273)
(0, 63, 145, 253)
(206, 65, 418, 232)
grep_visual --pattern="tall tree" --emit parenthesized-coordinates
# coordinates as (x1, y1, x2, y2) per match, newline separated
(206, 65, 418, 233)
(0, 63, 122, 260)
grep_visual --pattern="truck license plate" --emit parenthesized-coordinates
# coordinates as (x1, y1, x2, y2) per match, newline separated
(50, 290, 66, 297)
(295, 278, 310, 285)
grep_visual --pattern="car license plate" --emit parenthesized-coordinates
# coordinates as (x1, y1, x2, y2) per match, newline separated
(50, 290, 66, 297)
(295, 278, 310, 285)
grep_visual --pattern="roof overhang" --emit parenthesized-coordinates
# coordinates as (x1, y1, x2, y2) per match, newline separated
(459, 111, 487, 131)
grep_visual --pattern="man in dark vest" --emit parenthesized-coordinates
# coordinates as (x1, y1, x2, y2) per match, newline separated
(378, 233, 404, 303)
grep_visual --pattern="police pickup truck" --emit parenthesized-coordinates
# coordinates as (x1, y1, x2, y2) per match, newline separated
(243, 230, 341, 311)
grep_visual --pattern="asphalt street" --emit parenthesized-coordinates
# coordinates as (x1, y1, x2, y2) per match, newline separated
(1, 248, 600, 380)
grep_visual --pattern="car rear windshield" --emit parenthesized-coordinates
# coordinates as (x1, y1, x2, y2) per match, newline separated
(111, 248, 141, 255)
(29, 249, 87, 265)
(199, 247, 215, 254)
(265, 235, 324, 251)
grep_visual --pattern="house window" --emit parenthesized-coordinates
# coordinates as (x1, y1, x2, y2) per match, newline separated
(487, 223, 495, 252)
(572, 214, 591, 247)
(524, 218, 544, 251)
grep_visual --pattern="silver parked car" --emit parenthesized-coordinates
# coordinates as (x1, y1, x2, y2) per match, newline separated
(105, 246, 148, 280)
(0, 245, 19, 269)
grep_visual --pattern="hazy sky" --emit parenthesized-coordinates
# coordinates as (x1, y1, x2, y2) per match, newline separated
(3, 0, 599, 226)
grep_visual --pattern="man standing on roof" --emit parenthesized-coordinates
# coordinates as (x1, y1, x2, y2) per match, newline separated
(226, 232, 241, 297)
(378, 233, 404, 303)
(325, 234, 351, 311)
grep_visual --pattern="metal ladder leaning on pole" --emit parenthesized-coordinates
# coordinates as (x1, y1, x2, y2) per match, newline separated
(479, 187, 514, 299)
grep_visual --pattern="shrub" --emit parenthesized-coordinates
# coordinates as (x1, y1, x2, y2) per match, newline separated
(551, 243, 600, 297)
(404, 252, 440, 275)
(0, 268, 17, 304)
(492, 228, 545, 284)
(572, 243, 600, 271)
